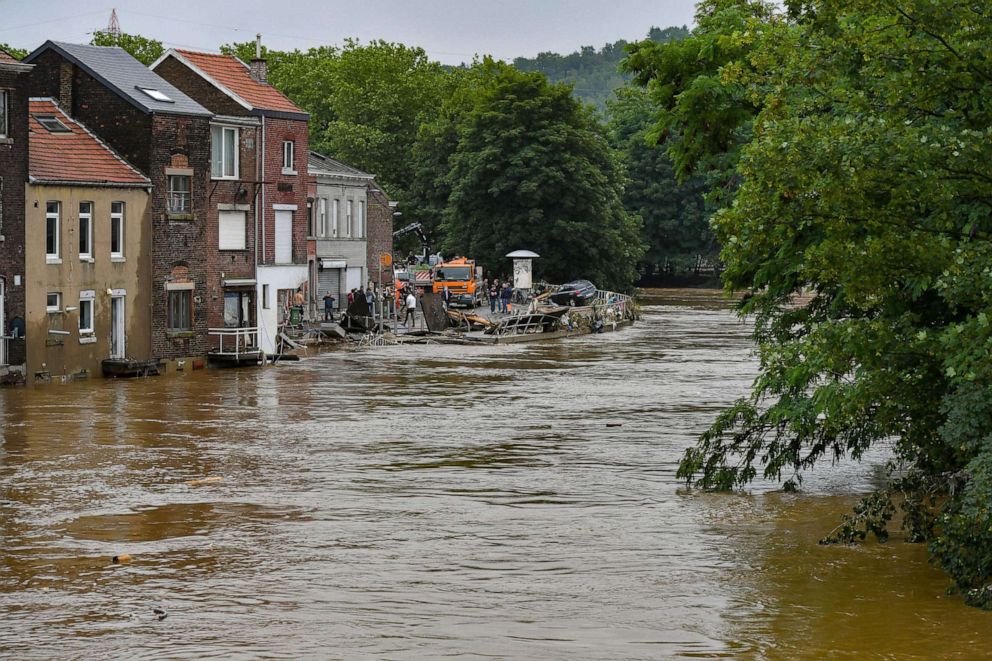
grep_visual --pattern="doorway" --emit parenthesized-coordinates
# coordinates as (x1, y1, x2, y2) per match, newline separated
(110, 295, 125, 359)
(0, 277, 5, 365)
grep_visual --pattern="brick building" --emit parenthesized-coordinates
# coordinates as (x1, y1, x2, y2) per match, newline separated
(24, 41, 214, 369)
(24, 98, 152, 382)
(152, 46, 310, 354)
(366, 183, 395, 288)
(0, 51, 33, 383)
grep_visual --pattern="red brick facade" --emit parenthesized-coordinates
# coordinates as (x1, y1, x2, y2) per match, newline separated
(0, 59, 32, 376)
(366, 184, 395, 286)
(259, 116, 309, 266)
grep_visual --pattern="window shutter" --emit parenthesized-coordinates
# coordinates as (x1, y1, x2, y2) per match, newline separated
(219, 211, 246, 250)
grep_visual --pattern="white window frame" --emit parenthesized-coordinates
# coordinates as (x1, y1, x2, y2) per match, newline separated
(111, 201, 125, 260)
(318, 198, 327, 237)
(331, 199, 339, 237)
(46, 292, 61, 313)
(167, 288, 193, 331)
(78, 201, 93, 261)
(359, 200, 366, 238)
(346, 199, 353, 238)
(78, 291, 95, 335)
(218, 210, 247, 250)
(262, 283, 270, 309)
(282, 140, 295, 174)
(167, 174, 191, 214)
(211, 125, 239, 179)
(0, 89, 7, 139)
(46, 201, 60, 263)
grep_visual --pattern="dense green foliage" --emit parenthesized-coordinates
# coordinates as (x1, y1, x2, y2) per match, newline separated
(607, 87, 713, 277)
(434, 62, 644, 290)
(514, 26, 689, 113)
(90, 31, 163, 65)
(222, 40, 450, 198)
(628, 0, 992, 607)
(0, 44, 27, 60)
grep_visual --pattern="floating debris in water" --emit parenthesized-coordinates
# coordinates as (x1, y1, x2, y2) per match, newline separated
(186, 476, 223, 486)
(111, 553, 132, 564)
(153, 607, 167, 621)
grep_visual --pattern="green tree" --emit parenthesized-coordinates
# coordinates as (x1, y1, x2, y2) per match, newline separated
(0, 44, 27, 60)
(90, 31, 163, 66)
(632, 0, 992, 607)
(608, 86, 713, 277)
(440, 62, 644, 291)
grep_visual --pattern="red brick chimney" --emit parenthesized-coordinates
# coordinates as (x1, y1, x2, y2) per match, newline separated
(249, 33, 267, 83)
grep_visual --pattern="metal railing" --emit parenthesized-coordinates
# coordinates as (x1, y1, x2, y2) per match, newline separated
(209, 327, 260, 358)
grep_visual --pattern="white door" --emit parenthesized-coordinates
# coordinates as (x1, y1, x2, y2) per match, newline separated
(0, 278, 5, 366)
(110, 296, 125, 359)
(275, 210, 292, 264)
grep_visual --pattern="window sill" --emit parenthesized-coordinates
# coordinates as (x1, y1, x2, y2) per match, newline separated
(79, 335, 96, 345)
(167, 213, 194, 221)
(166, 330, 195, 338)
(46, 309, 63, 314)
(111, 256, 126, 263)
(211, 176, 239, 181)
(281, 168, 297, 176)
(79, 256, 95, 263)
(46, 257, 62, 265)
(0, 137, 11, 145)
(219, 247, 247, 252)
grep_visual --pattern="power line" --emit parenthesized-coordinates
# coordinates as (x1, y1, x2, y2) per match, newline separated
(0, 8, 110, 34)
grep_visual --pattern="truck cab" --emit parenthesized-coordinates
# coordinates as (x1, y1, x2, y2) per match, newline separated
(432, 257, 480, 308)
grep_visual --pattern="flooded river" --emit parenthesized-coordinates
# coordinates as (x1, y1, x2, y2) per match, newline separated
(1, 290, 989, 659)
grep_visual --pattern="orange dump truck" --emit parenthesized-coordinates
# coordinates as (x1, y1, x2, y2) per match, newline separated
(432, 257, 480, 308)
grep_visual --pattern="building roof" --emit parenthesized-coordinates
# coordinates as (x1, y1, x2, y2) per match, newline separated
(0, 49, 33, 73)
(308, 151, 374, 180)
(155, 49, 308, 118)
(28, 98, 150, 187)
(0, 50, 21, 64)
(24, 41, 211, 117)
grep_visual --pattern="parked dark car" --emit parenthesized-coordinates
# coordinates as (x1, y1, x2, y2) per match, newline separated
(550, 279, 597, 306)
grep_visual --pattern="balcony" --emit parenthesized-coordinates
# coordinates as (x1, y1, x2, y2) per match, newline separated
(208, 326, 263, 366)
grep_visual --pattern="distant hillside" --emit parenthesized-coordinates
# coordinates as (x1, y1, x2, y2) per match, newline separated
(513, 26, 689, 113)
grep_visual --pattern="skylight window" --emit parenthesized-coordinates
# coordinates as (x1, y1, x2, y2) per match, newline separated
(34, 114, 71, 133)
(136, 87, 173, 103)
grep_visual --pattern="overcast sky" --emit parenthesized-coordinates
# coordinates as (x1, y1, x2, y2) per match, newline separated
(1, 0, 698, 65)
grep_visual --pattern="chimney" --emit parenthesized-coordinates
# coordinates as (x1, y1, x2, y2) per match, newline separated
(250, 33, 267, 83)
(59, 61, 73, 110)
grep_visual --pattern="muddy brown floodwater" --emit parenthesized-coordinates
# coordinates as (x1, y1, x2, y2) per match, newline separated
(1, 289, 990, 659)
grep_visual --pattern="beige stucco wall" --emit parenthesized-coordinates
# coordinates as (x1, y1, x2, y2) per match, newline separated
(24, 183, 152, 382)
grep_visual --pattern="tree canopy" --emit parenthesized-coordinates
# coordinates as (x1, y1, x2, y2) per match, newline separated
(90, 31, 163, 66)
(628, 0, 992, 607)
(437, 62, 644, 290)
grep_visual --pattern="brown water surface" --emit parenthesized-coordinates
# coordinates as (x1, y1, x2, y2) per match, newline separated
(1, 289, 989, 659)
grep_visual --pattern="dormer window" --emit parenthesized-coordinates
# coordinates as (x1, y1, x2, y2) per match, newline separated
(136, 87, 173, 103)
(35, 114, 71, 133)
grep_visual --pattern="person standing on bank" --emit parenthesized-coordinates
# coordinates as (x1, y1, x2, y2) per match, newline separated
(490, 279, 500, 313)
(404, 290, 417, 327)
(323, 292, 335, 322)
(499, 282, 512, 313)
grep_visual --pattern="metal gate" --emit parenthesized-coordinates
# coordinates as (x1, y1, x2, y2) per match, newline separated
(317, 268, 342, 309)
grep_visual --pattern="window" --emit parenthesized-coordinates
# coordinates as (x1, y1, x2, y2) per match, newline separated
(46, 292, 61, 313)
(318, 198, 327, 237)
(331, 199, 339, 237)
(359, 200, 366, 238)
(0, 90, 8, 138)
(346, 200, 353, 237)
(168, 175, 191, 214)
(46, 201, 60, 261)
(35, 114, 71, 133)
(306, 199, 314, 237)
(167, 290, 192, 331)
(78, 202, 92, 260)
(219, 210, 246, 250)
(282, 140, 295, 173)
(211, 125, 239, 179)
(110, 202, 124, 258)
(78, 298, 93, 334)
(262, 284, 270, 309)
(136, 87, 173, 103)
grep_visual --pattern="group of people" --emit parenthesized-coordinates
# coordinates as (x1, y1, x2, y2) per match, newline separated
(484, 278, 514, 314)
